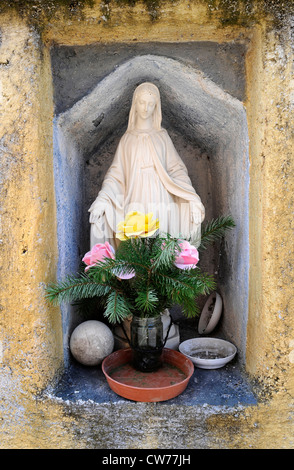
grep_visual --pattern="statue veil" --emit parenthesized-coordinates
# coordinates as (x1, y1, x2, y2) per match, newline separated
(127, 82, 162, 131)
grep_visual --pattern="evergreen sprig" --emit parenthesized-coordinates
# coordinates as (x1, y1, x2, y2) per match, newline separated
(45, 215, 234, 324)
(198, 215, 236, 251)
(45, 273, 111, 306)
(104, 291, 132, 324)
(135, 289, 159, 314)
(150, 236, 180, 271)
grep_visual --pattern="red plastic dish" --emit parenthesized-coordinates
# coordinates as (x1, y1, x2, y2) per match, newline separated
(102, 348, 194, 402)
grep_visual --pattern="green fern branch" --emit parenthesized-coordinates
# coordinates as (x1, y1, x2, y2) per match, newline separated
(135, 289, 159, 315)
(198, 215, 236, 251)
(150, 236, 179, 271)
(152, 268, 215, 301)
(179, 295, 201, 319)
(104, 291, 132, 324)
(45, 215, 235, 323)
(45, 273, 111, 306)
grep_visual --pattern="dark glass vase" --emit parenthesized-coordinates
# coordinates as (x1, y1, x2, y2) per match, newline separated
(130, 315, 163, 372)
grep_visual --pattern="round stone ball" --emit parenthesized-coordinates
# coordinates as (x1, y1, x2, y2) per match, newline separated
(70, 320, 114, 366)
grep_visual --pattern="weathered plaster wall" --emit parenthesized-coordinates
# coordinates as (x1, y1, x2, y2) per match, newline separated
(246, 24, 294, 396)
(0, 14, 63, 394)
(0, 0, 293, 449)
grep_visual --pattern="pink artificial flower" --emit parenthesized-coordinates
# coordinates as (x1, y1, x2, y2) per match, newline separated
(113, 268, 136, 280)
(82, 242, 115, 272)
(174, 240, 199, 270)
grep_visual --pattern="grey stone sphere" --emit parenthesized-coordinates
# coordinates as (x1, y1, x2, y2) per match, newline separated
(70, 320, 114, 366)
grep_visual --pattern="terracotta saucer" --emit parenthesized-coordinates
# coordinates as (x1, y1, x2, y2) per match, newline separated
(102, 348, 194, 402)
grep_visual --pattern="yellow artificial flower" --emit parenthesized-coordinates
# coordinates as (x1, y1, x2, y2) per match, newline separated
(116, 211, 160, 240)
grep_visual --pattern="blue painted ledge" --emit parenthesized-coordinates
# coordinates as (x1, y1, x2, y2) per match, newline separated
(53, 357, 257, 407)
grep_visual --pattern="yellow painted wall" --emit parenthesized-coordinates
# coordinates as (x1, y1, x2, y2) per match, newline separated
(0, 0, 293, 448)
(246, 24, 294, 396)
(0, 13, 63, 394)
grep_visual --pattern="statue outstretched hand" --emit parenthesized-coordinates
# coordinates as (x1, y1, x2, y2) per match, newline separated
(89, 200, 105, 225)
(190, 201, 203, 225)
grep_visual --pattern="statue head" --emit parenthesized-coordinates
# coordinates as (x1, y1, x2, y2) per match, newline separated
(127, 82, 162, 131)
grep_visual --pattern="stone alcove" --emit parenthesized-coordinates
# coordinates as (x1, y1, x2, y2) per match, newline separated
(53, 51, 249, 366)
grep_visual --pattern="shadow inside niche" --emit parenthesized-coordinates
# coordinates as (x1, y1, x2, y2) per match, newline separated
(51, 352, 257, 407)
(50, 313, 257, 407)
(53, 54, 249, 368)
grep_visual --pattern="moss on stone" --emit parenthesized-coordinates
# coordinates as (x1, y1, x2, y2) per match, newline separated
(1, 0, 294, 26)
(0, 0, 95, 20)
(206, 0, 294, 28)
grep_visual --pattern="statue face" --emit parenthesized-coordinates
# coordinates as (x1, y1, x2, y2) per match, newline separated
(135, 91, 157, 121)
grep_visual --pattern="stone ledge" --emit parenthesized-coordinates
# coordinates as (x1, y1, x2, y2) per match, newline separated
(51, 358, 257, 407)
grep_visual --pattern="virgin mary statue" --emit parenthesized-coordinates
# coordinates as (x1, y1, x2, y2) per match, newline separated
(89, 82, 205, 249)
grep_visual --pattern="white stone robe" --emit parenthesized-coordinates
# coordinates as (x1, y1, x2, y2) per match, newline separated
(89, 128, 205, 248)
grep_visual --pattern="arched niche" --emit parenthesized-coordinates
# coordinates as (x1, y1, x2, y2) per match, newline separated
(53, 55, 249, 365)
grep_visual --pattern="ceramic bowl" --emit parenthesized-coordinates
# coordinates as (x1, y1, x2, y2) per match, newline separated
(179, 337, 237, 369)
(198, 291, 223, 334)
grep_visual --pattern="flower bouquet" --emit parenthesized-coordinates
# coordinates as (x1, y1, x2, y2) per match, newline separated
(46, 211, 235, 371)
